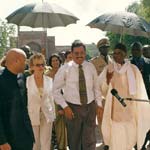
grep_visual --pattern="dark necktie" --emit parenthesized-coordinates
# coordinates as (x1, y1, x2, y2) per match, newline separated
(104, 56, 108, 64)
(79, 64, 87, 105)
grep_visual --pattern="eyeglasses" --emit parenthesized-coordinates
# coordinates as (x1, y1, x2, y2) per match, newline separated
(34, 64, 45, 67)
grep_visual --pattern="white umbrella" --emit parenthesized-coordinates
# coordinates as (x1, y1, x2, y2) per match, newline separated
(6, 2, 79, 49)
(6, 2, 79, 28)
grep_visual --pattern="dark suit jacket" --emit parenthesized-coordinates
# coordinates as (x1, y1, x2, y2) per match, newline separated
(130, 57, 150, 98)
(0, 68, 34, 149)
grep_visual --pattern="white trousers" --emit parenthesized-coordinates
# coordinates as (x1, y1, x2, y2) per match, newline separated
(32, 112, 53, 150)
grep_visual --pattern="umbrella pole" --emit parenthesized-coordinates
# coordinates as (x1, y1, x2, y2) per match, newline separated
(120, 34, 123, 43)
(45, 28, 47, 56)
(44, 28, 47, 58)
(17, 26, 20, 47)
(120, 27, 124, 43)
(41, 28, 47, 58)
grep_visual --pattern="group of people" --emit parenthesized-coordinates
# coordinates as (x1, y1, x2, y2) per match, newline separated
(0, 38, 150, 150)
(91, 38, 150, 150)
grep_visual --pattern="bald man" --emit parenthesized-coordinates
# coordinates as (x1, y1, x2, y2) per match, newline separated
(0, 48, 34, 150)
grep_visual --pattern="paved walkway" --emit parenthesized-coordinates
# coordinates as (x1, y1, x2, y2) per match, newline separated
(95, 125, 104, 150)
(66, 125, 137, 150)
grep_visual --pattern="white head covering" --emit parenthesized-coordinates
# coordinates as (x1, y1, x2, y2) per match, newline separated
(108, 61, 136, 95)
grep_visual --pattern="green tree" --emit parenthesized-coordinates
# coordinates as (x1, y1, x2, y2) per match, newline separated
(107, 32, 150, 53)
(141, 0, 150, 21)
(0, 19, 16, 58)
(127, 2, 141, 14)
(127, 0, 150, 22)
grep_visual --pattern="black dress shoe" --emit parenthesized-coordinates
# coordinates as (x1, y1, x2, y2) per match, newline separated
(103, 145, 109, 150)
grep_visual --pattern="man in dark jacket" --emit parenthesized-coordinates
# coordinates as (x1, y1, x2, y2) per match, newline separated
(130, 42, 150, 99)
(0, 48, 34, 150)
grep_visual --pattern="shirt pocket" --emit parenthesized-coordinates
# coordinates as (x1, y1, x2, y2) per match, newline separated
(66, 70, 78, 83)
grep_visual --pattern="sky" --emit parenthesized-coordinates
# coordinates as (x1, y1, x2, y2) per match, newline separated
(0, 0, 139, 45)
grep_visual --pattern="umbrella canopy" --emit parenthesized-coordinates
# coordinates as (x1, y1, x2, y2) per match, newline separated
(6, 2, 79, 28)
(87, 11, 150, 38)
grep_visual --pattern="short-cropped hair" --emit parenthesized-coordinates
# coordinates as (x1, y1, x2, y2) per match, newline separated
(71, 40, 86, 52)
(64, 50, 71, 59)
(131, 42, 142, 51)
(114, 43, 127, 53)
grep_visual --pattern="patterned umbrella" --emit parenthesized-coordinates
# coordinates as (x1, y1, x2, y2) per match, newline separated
(87, 11, 150, 38)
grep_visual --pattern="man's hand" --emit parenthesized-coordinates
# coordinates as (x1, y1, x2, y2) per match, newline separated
(0, 143, 11, 150)
(57, 110, 65, 115)
(106, 70, 113, 85)
(64, 106, 74, 120)
(97, 106, 104, 123)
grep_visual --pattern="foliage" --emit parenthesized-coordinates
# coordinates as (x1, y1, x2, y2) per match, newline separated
(127, 2, 141, 14)
(141, 0, 150, 21)
(0, 19, 16, 58)
(107, 32, 150, 56)
(85, 44, 99, 60)
(127, 0, 150, 22)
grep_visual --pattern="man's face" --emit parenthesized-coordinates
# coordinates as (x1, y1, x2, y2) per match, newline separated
(16, 55, 26, 73)
(131, 49, 142, 58)
(113, 49, 126, 64)
(143, 49, 150, 58)
(72, 46, 86, 64)
(99, 46, 109, 56)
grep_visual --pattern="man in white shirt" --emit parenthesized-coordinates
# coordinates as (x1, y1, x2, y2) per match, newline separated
(53, 40, 103, 150)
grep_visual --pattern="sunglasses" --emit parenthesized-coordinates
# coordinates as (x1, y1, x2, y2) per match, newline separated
(34, 64, 45, 67)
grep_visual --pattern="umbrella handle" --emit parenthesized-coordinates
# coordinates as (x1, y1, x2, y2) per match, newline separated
(17, 26, 20, 47)
(119, 34, 123, 43)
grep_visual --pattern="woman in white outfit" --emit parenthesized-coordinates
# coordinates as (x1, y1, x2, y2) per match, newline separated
(26, 53, 55, 150)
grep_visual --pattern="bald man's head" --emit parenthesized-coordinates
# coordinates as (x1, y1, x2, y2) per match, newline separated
(5, 48, 27, 74)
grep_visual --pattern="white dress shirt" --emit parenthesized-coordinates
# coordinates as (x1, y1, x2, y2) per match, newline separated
(53, 60, 102, 108)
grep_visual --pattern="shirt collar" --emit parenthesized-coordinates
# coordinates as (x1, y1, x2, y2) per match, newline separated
(4, 67, 17, 80)
(72, 60, 86, 67)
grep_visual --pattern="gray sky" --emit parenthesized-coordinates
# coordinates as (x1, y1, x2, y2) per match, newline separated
(0, 0, 139, 45)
